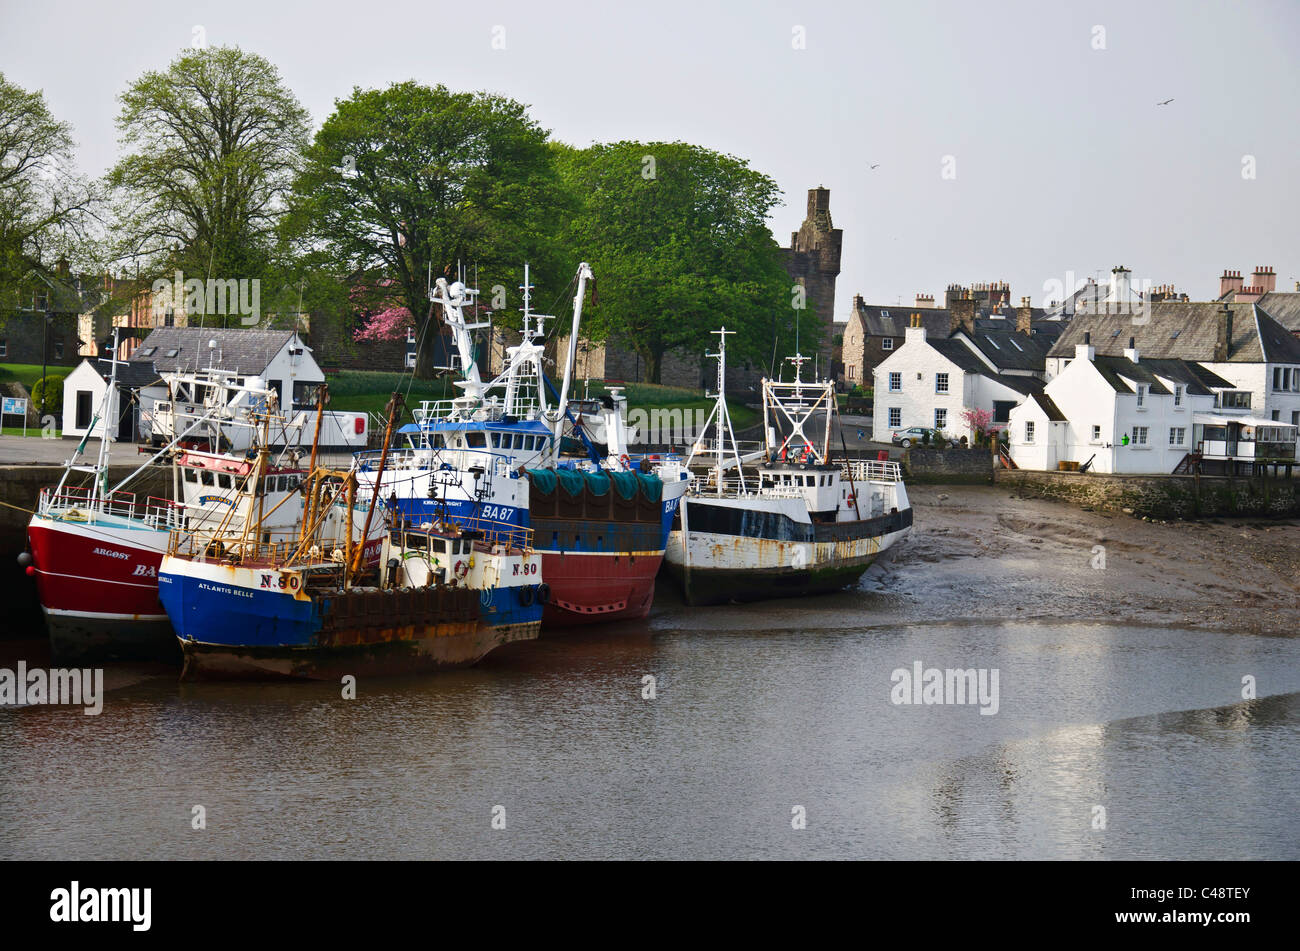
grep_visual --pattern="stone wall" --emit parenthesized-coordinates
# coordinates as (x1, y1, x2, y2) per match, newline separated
(903, 447, 994, 484)
(997, 469, 1300, 519)
(0, 462, 172, 638)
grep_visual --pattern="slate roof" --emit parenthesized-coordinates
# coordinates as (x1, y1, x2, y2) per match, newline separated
(1259, 293, 1300, 333)
(1140, 358, 1233, 396)
(855, 305, 952, 338)
(1092, 356, 1172, 395)
(954, 328, 1052, 372)
(930, 338, 990, 374)
(1030, 392, 1068, 421)
(929, 338, 1043, 395)
(89, 358, 162, 388)
(129, 328, 303, 374)
(1047, 302, 1300, 364)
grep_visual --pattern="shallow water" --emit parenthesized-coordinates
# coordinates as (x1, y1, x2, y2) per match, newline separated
(2, 583, 1298, 860)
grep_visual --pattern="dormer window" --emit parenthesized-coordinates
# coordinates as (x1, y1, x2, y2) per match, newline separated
(1135, 384, 1146, 408)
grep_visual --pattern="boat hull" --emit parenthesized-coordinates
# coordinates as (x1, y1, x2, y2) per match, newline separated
(26, 514, 176, 662)
(161, 559, 539, 681)
(665, 501, 913, 606)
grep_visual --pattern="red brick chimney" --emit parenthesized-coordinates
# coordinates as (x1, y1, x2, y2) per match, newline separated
(1252, 265, 1276, 293)
(914, 292, 934, 308)
(1219, 269, 1244, 298)
(1236, 285, 1264, 304)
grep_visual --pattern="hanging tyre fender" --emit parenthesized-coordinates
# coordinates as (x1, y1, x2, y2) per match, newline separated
(535, 583, 551, 605)
(519, 585, 536, 607)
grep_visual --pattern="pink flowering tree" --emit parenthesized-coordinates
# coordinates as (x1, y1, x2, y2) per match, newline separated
(960, 407, 995, 445)
(351, 280, 413, 342)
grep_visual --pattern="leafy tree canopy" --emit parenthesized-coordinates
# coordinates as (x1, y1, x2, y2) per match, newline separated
(108, 46, 309, 310)
(284, 81, 571, 377)
(554, 140, 805, 384)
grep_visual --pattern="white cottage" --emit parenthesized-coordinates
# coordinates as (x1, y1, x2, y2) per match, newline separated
(872, 320, 1044, 444)
(1008, 333, 1296, 474)
(61, 357, 162, 441)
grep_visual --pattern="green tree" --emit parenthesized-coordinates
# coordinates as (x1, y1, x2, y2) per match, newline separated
(554, 141, 801, 385)
(284, 82, 569, 378)
(107, 46, 309, 322)
(0, 72, 102, 320)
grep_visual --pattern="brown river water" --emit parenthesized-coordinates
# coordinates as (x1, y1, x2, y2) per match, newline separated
(3, 575, 1300, 860)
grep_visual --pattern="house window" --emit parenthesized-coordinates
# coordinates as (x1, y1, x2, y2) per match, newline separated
(1273, 367, 1300, 392)
(1024, 421, 1035, 443)
(1169, 427, 1186, 446)
(882, 338, 893, 350)
(934, 408, 947, 430)
(1173, 385, 1183, 407)
(1132, 426, 1149, 446)
(888, 407, 901, 428)
(881, 309, 890, 317)
(1135, 384, 1146, 408)
(54, 341, 64, 359)
(1293, 411, 1299, 427)
(1271, 410, 1280, 421)
(889, 372, 901, 392)
(1220, 391, 1251, 409)
(847, 365, 856, 381)
(935, 372, 949, 394)
(0, 339, 6, 357)
(1091, 424, 1101, 441)
(164, 308, 175, 328)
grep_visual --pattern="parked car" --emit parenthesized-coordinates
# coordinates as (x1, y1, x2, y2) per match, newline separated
(891, 427, 958, 449)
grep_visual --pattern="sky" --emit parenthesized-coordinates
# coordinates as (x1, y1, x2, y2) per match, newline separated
(2, 0, 1298, 321)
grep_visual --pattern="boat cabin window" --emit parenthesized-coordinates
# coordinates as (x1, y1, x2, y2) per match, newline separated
(200, 470, 215, 486)
(183, 468, 198, 483)
(217, 474, 232, 489)
(491, 433, 501, 448)
(466, 432, 486, 448)
(405, 533, 428, 551)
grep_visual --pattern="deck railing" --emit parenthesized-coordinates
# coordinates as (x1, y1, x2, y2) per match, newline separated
(40, 485, 184, 530)
(841, 459, 903, 483)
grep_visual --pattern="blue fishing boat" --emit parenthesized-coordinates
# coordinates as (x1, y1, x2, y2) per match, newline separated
(159, 394, 542, 680)
(355, 264, 690, 625)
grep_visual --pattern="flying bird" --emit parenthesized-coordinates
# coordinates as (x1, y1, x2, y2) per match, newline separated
(870, 163, 880, 169)
(1157, 98, 1174, 106)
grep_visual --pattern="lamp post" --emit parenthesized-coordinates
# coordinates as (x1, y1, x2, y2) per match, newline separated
(39, 308, 51, 417)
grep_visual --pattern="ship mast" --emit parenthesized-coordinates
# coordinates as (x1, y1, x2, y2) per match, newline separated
(685, 327, 747, 495)
(555, 262, 593, 438)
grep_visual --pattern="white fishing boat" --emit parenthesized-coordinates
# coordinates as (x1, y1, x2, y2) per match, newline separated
(663, 328, 913, 605)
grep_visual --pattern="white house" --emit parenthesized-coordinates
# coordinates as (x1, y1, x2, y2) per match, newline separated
(1010, 333, 1297, 474)
(1010, 338, 1221, 473)
(872, 320, 1045, 444)
(1045, 302, 1300, 440)
(129, 327, 324, 419)
(61, 357, 161, 442)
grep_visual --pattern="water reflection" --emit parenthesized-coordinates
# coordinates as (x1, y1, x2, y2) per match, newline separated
(2, 621, 1299, 859)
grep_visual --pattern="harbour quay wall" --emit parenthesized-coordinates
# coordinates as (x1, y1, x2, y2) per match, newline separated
(995, 469, 1300, 519)
(0, 463, 170, 556)
(902, 447, 993, 484)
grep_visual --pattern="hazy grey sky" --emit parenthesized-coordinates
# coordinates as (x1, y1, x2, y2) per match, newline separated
(3, 0, 1297, 318)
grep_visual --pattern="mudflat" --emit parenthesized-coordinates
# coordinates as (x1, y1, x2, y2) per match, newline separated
(870, 484, 1300, 637)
